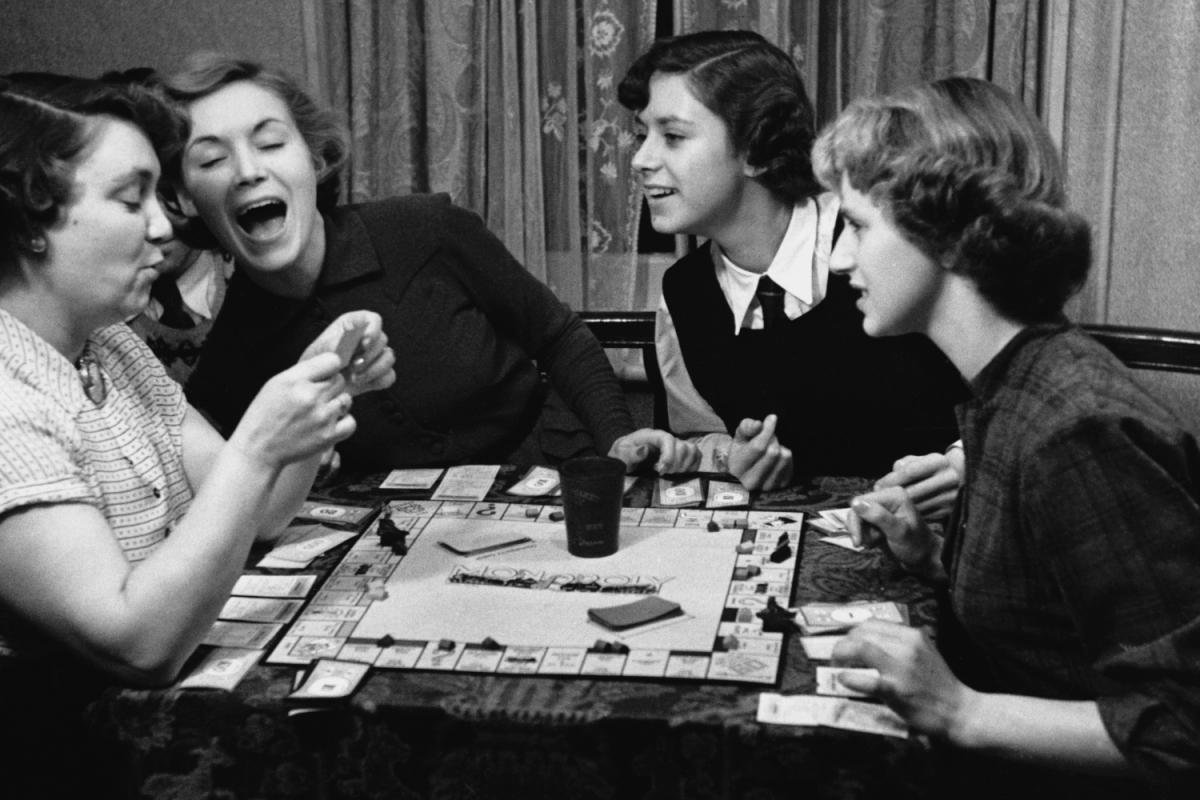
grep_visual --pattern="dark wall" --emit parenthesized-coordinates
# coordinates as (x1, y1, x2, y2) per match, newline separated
(0, 0, 306, 81)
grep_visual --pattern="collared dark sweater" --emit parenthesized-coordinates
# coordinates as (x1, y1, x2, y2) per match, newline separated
(662, 241, 966, 477)
(935, 322, 1200, 797)
(187, 194, 632, 470)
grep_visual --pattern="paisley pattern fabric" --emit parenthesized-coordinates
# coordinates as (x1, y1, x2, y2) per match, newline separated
(10, 473, 940, 799)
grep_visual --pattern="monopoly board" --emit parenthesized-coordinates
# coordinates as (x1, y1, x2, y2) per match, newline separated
(266, 500, 805, 685)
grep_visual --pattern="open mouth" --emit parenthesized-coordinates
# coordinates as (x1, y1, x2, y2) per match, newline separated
(236, 199, 288, 239)
(645, 187, 676, 200)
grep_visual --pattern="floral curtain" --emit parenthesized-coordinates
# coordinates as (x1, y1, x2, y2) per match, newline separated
(675, 0, 1040, 122)
(302, 0, 657, 312)
(302, 1, 1038, 313)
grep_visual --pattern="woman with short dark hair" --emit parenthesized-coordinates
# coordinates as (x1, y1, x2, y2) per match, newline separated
(0, 75, 393, 684)
(619, 30, 966, 489)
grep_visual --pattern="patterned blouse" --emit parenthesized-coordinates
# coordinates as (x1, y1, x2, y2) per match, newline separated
(0, 311, 192, 562)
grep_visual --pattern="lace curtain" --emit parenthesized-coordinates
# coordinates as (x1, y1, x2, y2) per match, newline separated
(302, 0, 657, 312)
(301, 0, 1040, 313)
(300, 1, 1199, 331)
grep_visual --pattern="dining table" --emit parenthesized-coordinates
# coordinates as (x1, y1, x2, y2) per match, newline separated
(27, 468, 944, 799)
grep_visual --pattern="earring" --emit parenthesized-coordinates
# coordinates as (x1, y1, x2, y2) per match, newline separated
(29, 236, 46, 253)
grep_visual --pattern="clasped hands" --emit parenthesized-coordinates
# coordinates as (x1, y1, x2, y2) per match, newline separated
(607, 413, 792, 482)
(608, 413, 794, 487)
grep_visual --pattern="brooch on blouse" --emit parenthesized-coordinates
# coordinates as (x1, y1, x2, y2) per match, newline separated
(76, 346, 106, 406)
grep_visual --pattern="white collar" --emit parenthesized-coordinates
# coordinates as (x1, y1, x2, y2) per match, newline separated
(175, 250, 232, 322)
(714, 193, 839, 333)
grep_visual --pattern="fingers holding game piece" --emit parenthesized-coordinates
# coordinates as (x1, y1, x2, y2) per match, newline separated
(300, 312, 396, 396)
(847, 488, 940, 573)
(873, 449, 962, 519)
(728, 415, 794, 491)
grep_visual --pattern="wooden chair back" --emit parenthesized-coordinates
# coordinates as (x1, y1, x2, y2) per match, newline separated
(581, 313, 1200, 434)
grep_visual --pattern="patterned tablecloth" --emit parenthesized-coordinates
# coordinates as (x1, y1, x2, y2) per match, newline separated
(14, 472, 944, 799)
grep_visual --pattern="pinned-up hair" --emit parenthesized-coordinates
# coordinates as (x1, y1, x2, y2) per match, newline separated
(813, 77, 1091, 323)
(619, 29, 821, 204)
(0, 74, 185, 274)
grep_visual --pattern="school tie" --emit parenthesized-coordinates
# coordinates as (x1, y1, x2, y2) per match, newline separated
(151, 277, 195, 329)
(756, 275, 786, 330)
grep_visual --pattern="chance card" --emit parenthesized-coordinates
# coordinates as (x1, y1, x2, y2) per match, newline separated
(288, 659, 371, 700)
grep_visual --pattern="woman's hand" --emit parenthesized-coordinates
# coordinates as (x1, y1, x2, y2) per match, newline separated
(227, 353, 357, 469)
(872, 446, 963, 519)
(847, 486, 944, 579)
(728, 414, 793, 490)
(609, 429, 701, 474)
(833, 620, 978, 741)
(301, 311, 396, 396)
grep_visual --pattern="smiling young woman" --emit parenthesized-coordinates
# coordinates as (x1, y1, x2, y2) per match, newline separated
(618, 30, 967, 491)
(164, 54, 699, 478)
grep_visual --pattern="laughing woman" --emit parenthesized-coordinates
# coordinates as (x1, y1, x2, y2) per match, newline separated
(820, 78, 1200, 797)
(164, 55, 697, 477)
(0, 76, 393, 794)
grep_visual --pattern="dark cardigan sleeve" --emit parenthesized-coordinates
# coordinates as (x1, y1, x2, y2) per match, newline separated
(434, 202, 635, 453)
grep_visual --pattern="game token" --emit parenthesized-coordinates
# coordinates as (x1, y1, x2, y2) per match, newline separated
(376, 635, 396, 648)
(756, 596, 799, 634)
(706, 520, 721, 532)
(481, 636, 503, 650)
(548, 510, 565, 522)
(377, 517, 409, 548)
(524, 506, 540, 518)
(769, 543, 792, 563)
(437, 638, 455, 651)
(745, 565, 762, 578)
(736, 541, 755, 554)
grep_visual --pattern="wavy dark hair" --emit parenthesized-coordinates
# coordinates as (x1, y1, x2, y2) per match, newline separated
(163, 54, 348, 249)
(0, 74, 185, 276)
(812, 77, 1090, 323)
(618, 29, 820, 204)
